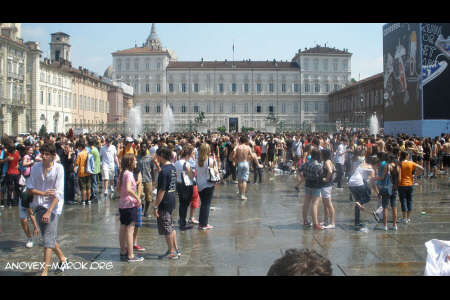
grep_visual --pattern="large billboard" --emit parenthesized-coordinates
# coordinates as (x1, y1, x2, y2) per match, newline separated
(422, 23, 450, 120)
(383, 23, 422, 122)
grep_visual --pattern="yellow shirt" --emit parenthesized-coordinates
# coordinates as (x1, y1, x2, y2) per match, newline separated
(119, 146, 137, 159)
(75, 149, 90, 177)
(399, 160, 416, 186)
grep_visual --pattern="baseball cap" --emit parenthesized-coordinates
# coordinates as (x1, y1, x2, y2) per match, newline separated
(125, 137, 133, 143)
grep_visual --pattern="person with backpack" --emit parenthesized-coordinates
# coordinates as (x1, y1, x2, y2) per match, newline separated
(376, 152, 401, 231)
(175, 144, 195, 231)
(297, 149, 324, 230)
(75, 141, 91, 206)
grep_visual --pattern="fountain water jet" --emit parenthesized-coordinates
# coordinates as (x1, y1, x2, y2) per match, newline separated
(162, 105, 174, 133)
(369, 114, 379, 136)
(128, 105, 142, 138)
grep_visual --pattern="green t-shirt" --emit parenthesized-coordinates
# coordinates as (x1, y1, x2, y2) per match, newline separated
(91, 146, 101, 174)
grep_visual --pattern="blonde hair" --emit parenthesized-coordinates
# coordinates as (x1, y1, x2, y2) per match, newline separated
(198, 143, 211, 167)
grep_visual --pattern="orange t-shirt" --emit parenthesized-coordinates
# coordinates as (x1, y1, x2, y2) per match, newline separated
(399, 160, 416, 186)
(119, 146, 136, 159)
(76, 149, 90, 177)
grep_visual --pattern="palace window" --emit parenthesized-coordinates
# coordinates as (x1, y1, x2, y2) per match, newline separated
(257, 83, 262, 93)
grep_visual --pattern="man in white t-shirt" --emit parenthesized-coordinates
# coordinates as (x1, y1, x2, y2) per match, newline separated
(27, 143, 67, 276)
(261, 139, 268, 166)
(334, 138, 347, 189)
(100, 137, 119, 195)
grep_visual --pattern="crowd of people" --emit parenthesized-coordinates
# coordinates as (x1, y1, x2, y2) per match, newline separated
(0, 129, 449, 273)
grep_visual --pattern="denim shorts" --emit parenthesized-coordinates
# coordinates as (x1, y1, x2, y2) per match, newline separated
(34, 206, 59, 249)
(321, 186, 333, 199)
(237, 161, 250, 182)
(305, 186, 322, 197)
(398, 186, 413, 212)
(381, 190, 397, 209)
(136, 206, 142, 228)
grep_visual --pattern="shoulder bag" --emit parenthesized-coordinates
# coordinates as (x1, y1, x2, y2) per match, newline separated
(207, 157, 221, 183)
(182, 162, 193, 187)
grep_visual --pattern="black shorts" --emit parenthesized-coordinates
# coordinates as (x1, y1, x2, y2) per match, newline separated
(431, 157, 439, 168)
(268, 152, 274, 162)
(119, 207, 138, 226)
(443, 155, 450, 168)
(261, 153, 267, 162)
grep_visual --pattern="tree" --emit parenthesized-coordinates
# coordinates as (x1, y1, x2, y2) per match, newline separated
(217, 126, 226, 134)
(39, 124, 48, 138)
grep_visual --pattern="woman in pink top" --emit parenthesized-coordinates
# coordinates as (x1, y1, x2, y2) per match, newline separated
(22, 146, 35, 177)
(118, 154, 144, 262)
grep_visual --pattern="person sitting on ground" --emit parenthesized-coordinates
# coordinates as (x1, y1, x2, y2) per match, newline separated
(267, 248, 332, 276)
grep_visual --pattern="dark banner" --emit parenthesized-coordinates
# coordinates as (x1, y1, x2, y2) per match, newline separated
(422, 23, 450, 120)
(383, 23, 422, 121)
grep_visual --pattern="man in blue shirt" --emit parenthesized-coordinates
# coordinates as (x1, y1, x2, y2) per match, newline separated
(0, 144, 9, 208)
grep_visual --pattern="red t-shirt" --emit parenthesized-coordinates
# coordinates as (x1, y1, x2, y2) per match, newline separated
(254, 145, 262, 157)
(7, 151, 20, 175)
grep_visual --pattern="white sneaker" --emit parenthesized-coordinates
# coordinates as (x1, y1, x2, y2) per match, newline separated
(392, 225, 398, 231)
(111, 186, 115, 192)
(25, 238, 33, 248)
(406, 218, 411, 224)
(104, 190, 108, 196)
(324, 224, 335, 229)
(384, 225, 388, 231)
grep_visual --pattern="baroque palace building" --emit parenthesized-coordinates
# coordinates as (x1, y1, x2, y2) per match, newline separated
(1, 24, 111, 135)
(107, 24, 352, 132)
(0, 23, 31, 135)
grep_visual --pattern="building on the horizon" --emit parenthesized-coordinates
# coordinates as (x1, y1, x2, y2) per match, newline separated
(328, 73, 384, 128)
(0, 23, 32, 135)
(31, 32, 110, 134)
(106, 23, 353, 132)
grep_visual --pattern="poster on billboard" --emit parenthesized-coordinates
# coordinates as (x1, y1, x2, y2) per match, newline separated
(383, 23, 422, 122)
(422, 23, 450, 120)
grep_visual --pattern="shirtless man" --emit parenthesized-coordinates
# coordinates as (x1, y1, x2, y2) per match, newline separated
(232, 136, 254, 201)
(442, 137, 450, 179)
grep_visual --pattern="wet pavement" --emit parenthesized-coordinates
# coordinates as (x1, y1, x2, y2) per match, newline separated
(0, 172, 449, 276)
